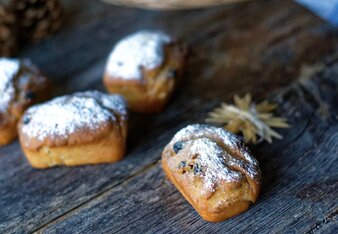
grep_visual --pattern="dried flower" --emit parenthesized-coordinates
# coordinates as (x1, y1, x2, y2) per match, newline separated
(206, 94, 290, 144)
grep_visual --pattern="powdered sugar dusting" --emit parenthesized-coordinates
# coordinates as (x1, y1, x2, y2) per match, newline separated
(21, 91, 127, 141)
(214, 127, 256, 164)
(173, 124, 238, 147)
(0, 58, 20, 112)
(174, 124, 257, 164)
(80, 90, 128, 119)
(171, 124, 260, 190)
(190, 138, 242, 191)
(106, 30, 171, 80)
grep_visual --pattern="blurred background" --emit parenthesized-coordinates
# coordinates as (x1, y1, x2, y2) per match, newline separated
(296, 0, 338, 26)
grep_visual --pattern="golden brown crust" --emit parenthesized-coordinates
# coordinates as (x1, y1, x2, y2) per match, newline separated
(22, 128, 126, 168)
(104, 31, 187, 113)
(0, 116, 17, 145)
(163, 164, 251, 222)
(19, 119, 116, 150)
(161, 124, 261, 222)
(0, 58, 51, 146)
(18, 91, 128, 168)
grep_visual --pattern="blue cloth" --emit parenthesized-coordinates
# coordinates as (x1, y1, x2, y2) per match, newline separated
(296, 0, 338, 26)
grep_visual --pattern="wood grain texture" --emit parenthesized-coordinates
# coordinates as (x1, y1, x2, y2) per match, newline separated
(37, 54, 338, 234)
(0, 0, 337, 233)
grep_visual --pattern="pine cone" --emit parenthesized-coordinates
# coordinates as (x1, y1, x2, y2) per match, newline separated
(0, 5, 17, 56)
(11, 0, 63, 42)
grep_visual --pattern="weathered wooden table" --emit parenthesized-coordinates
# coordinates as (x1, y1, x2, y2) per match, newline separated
(0, 0, 337, 233)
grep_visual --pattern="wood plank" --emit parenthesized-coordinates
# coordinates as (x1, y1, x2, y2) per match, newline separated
(37, 53, 338, 233)
(0, 0, 337, 232)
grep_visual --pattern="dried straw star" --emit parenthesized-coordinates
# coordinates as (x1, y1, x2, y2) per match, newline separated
(206, 94, 290, 144)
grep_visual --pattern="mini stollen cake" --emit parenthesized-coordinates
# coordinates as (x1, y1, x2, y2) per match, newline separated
(0, 58, 50, 146)
(162, 124, 261, 222)
(103, 30, 187, 113)
(18, 91, 128, 168)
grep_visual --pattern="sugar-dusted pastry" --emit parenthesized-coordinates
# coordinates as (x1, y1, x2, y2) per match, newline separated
(0, 58, 50, 146)
(162, 124, 261, 222)
(103, 30, 187, 113)
(18, 91, 128, 168)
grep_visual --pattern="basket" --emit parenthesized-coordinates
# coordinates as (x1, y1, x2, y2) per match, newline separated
(101, 0, 249, 10)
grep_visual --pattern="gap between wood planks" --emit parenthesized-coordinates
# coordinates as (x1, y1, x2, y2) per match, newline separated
(305, 208, 338, 234)
(32, 160, 160, 233)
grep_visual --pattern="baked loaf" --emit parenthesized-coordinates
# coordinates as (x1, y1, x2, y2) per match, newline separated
(103, 30, 187, 113)
(162, 124, 261, 222)
(18, 91, 128, 168)
(0, 58, 50, 146)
